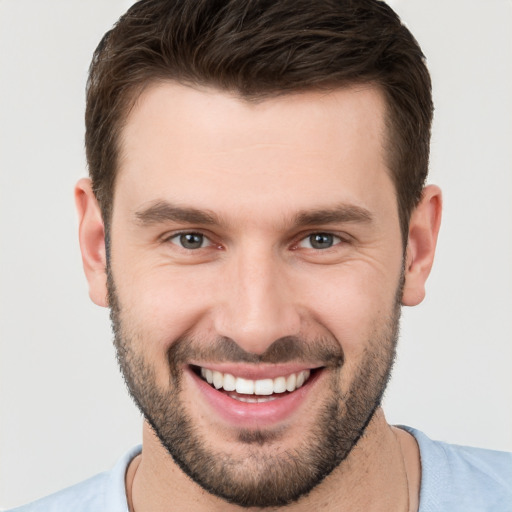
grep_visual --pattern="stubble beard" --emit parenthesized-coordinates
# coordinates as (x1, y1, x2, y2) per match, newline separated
(107, 270, 402, 508)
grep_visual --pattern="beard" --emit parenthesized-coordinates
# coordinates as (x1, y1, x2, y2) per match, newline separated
(107, 269, 402, 508)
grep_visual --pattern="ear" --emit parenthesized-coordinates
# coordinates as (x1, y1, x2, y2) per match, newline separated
(75, 178, 108, 307)
(402, 185, 442, 306)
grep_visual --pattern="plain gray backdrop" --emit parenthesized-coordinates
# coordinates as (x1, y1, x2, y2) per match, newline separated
(1, 0, 511, 508)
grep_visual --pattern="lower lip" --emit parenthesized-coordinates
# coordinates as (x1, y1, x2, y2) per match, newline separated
(185, 367, 322, 428)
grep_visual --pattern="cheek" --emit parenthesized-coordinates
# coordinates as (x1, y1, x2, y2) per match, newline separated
(113, 267, 213, 377)
(297, 262, 401, 355)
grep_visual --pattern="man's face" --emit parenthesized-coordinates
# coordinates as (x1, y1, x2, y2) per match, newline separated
(108, 83, 405, 507)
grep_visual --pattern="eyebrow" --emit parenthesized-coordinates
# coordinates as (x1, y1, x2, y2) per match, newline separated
(293, 205, 373, 227)
(134, 201, 219, 226)
(134, 200, 373, 228)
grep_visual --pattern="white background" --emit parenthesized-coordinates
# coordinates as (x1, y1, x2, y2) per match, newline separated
(0, 0, 511, 508)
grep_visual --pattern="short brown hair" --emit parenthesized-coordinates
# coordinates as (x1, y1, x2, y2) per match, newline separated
(86, 0, 432, 243)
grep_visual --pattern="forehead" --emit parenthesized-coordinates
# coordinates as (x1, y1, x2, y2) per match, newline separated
(115, 82, 395, 224)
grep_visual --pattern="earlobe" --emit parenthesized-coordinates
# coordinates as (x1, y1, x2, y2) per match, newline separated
(402, 185, 442, 307)
(75, 178, 109, 307)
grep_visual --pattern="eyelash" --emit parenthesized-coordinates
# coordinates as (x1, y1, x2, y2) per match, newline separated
(163, 230, 349, 251)
(165, 232, 215, 250)
(295, 232, 345, 250)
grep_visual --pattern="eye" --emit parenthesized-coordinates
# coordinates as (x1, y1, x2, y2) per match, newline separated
(298, 233, 342, 250)
(168, 232, 212, 250)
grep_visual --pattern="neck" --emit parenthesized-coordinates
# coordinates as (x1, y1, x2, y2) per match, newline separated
(126, 408, 420, 512)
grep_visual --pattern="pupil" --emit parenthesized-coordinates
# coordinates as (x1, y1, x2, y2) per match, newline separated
(310, 233, 333, 249)
(180, 233, 203, 249)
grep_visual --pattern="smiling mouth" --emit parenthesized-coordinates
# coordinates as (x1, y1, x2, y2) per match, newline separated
(192, 365, 317, 403)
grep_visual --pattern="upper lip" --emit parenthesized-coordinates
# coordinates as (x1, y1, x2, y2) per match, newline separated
(188, 362, 324, 380)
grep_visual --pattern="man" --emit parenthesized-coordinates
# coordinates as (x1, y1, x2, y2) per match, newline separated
(9, 0, 511, 511)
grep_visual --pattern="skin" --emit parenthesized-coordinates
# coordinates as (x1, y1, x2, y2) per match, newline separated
(76, 83, 441, 511)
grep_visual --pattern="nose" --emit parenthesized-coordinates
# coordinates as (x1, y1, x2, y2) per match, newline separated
(213, 245, 301, 355)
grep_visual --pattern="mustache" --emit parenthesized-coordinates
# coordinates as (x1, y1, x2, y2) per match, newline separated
(168, 334, 344, 368)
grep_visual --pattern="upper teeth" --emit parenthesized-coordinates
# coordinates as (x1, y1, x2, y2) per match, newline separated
(200, 368, 311, 395)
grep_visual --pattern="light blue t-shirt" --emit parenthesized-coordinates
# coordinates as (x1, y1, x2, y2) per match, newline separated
(8, 427, 512, 511)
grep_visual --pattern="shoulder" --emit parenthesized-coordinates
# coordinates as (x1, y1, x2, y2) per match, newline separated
(403, 426, 512, 512)
(6, 446, 141, 512)
(7, 472, 112, 512)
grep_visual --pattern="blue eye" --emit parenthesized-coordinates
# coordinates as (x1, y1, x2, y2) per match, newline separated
(299, 233, 341, 249)
(170, 233, 210, 249)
